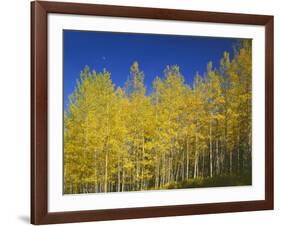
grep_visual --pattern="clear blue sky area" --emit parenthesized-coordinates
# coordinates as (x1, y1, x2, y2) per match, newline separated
(63, 30, 241, 109)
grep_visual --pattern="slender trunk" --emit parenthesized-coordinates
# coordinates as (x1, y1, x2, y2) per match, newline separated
(136, 143, 139, 190)
(230, 150, 232, 174)
(194, 118, 199, 178)
(104, 150, 108, 192)
(117, 160, 121, 192)
(155, 93, 159, 188)
(237, 134, 240, 173)
(141, 133, 145, 190)
(168, 113, 172, 183)
(169, 147, 173, 182)
(155, 154, 158, 189)
(162, 154, 165, 186)
(240, 142, 244, 171)
(202, 150, 205, 177)
(221, 147, 224, 174)
(186, 139, 189, 179)
(94, 150, 97, 192)
(104, 91, 110, 192)
(209, 120, 213, 177)
(194, 133, 198, 178)
(122, 166, 125, 192)
(216, 139, 219, 175)
(175, 163, 180, 182)
(157, 156, 160, 187)
(168, 155, 170, 183)
(181, 151, 184, 180)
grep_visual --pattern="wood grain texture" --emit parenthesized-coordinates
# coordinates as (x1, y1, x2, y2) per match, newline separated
(264, 17, 274, 210)
(31, 1, 274, 224)
(31, 1, 48, 224)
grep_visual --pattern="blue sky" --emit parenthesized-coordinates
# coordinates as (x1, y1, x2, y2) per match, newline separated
(63, 30, 241, 110)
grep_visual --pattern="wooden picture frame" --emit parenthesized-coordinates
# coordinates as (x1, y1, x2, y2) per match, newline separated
(31, 1, 274, 224)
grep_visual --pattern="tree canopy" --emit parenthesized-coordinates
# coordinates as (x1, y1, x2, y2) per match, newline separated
(64, 40, 252, 194)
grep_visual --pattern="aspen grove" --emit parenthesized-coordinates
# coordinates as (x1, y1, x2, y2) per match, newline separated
(64, 40, 252, 194)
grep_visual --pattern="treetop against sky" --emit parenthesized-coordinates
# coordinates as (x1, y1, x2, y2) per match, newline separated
(63, 30, 246, 109)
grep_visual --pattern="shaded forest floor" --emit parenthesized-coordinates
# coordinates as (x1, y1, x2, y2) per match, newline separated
(162, 173, 252, 190)
(64, 174, 252, 194)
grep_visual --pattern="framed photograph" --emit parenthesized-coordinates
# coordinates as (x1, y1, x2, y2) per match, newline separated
(31, 1, 274, 224)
